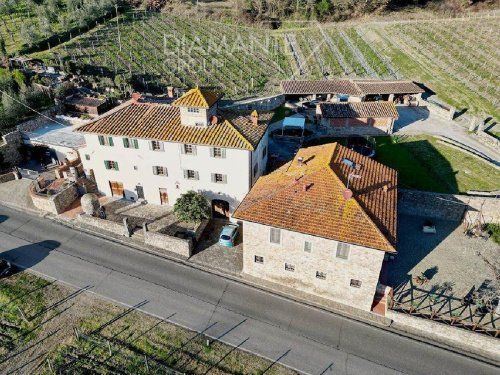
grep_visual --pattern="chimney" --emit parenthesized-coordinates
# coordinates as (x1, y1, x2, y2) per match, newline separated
(383, 183, 389, 193)
(297, 156, 305, 166)
(167, 86, 174, 98)
(210, 115, 218, 125)
(251, 110, 259, 126)
(302, 183, 312, 192)
(131, 92, 142, 103)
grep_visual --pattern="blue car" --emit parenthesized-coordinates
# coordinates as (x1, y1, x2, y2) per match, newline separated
(219, 224, 239, 247)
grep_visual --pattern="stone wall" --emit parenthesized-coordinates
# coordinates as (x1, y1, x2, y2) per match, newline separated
(30, 182, 78, 215)
(0, 131, 23, 167)
(17, 108, 58, 132)
(398, 189, 500, 224)
(144, 230, 193, 258)
(221, 94, 285, 111)
(77, 214, 129, 236)
(0, 172, 16, 184)
(388, 310, 500, 361)
(241, 221, 386, 311)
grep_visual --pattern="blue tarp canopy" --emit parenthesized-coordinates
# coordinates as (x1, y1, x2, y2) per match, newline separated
(282, 115, 306, 128)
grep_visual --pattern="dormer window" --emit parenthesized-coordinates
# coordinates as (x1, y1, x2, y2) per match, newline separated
(188, 107, 200, 113)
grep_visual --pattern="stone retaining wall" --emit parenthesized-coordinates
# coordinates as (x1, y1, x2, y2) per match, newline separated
(388, 310, 500, 362)
(398, 189, 500, 223)
(0, 172, 16, 184)
(30, 183, 79, 215)
(77, 214, 129, 236)
(0, 131, 23, 167)
(144, 231, 193, 258)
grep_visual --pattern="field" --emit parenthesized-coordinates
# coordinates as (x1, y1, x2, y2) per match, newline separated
(307, 135, 500, 193)
(30, 11, 499, 117)
(0, 271, 297, 375)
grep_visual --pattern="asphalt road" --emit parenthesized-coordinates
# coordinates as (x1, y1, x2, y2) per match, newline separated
(0, 205, 498, 375)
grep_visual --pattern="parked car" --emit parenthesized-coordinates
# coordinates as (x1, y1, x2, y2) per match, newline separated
(0, 259, 14, 278)
(218, 224, 240, 247)
(346, 136, 376, 158)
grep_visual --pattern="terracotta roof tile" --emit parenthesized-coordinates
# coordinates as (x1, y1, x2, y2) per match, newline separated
(233, 143, 397, 252)
(281, 80, 362, 96)
(171, 87, 223, 108)
(75, 102, 272, 150)
(319, 102, 399, 119)
(353, 80, 425, 95)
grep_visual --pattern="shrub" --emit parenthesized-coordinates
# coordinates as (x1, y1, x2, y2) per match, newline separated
(174, 190, 211, 224)
(485, 223, 500, 245)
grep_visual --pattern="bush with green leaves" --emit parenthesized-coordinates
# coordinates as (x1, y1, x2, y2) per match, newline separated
(485, 223, 500, 245)
(174, 190, 211, 224)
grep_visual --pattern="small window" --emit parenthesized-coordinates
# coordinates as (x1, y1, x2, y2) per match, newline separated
(187, 107, 200, 113)
(262, 146, 267, 159)
(316, 271, 326, 280)
(153, 166, 168, 176)
(212, 147, 225, 158)
(285, 263, 295, 272)
(212, 173, 227, 184)
(184, 169, 199, 180)
(254, 255, 264, 264)
(195, 122, 205, 127)
(183, 144, 195, 155)
(350, 279, 362, 288)
(133, 166, 138, 170)
(98, 135, 114, 146)
(269, 227, 280, 244)
(123, 138, 139, 149)
(150, 140, 163, 151)
(304, 241, 312, 253)
(85, 154, 90, 161)
(336, 242, 350, 259)
(104, 160, 119, 171)
(253, 163, 259, 178)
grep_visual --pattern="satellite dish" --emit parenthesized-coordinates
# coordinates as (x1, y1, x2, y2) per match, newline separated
(343, 189, 353, 200)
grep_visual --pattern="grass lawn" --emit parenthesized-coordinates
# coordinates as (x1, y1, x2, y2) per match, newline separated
(375, 135, 500, 193)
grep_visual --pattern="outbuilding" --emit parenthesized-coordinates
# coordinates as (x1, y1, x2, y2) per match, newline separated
(317, 101, 399, 135)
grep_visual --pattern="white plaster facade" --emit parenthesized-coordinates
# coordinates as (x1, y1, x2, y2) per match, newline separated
(79, 131, 268, 216)
(240, 221, 386, 311)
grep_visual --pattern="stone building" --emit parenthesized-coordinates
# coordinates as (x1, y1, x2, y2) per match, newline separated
(75, 87, 272, 217)
(317, 101, 399, 135)
(233, 142, 398, 311)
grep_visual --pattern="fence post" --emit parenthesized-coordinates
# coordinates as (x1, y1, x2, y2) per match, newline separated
(144, 355, 149, 372)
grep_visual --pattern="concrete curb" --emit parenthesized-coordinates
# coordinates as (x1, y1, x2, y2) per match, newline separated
(2, 203, 499, 367)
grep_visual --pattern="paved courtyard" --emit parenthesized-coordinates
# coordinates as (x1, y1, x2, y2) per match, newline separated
(190, 219, 243, 276)
(382, 213, 499, 336)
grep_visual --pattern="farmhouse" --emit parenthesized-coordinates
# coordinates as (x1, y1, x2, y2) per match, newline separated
(75, 87, 272, 217)
(233, 142, 398, 311)
(281, 79, 424, 104)
(317, 101, 399, 135)
(64, 95, 110, 117)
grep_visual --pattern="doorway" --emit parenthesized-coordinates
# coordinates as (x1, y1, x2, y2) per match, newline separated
(109, 181, 124, 197)
(212, 199, 230, 218)
(136, 185, 145, 199)
(159, 188, 169, 205)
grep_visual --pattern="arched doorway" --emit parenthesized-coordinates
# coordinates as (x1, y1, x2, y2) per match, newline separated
(212, 199, 230, 219)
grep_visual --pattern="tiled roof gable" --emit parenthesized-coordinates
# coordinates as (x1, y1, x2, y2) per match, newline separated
(233, 143, 398, 252)
(171, 87, 223, 108)
(319, 102, 399, 119)
(75, 101, 272, 150)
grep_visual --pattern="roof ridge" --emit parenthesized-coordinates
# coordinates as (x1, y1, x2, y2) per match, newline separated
(223, 119, 255, 151)
(326, 147, 395, 251)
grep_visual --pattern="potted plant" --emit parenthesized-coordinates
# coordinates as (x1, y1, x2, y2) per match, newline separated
(414, 272, 428, 286)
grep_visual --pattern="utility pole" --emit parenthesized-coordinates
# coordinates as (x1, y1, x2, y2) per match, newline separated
(115, 4, 122, 52)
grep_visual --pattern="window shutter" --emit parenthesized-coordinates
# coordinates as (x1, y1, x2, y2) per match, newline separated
(133, 139, 139, 149)
(192, 145, 197, 155)
(194, 171, 199, 180)
(211, 173, 215, 183)
(114, 161, 119, 171)
(221, 148, 226, 158)
(123, 138, 129, 148)
(180, 144, 185, 154)
(210, 148, 214, 157)
(149, 141, 153, 150)
(159, 142, 164, 151)
(183, 170, 188, 179)
(108, 137, 114, 146)
(164, 167, 168, 177)
(222, 174, 227, 184)
(98, 135, 105, 145)
(104, 160, 109, 169)
(153, 166, 158, 175)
